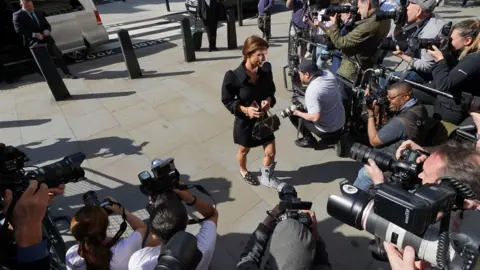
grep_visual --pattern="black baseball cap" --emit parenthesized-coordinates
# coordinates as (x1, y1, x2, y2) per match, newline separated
(298, 59, 322, 75)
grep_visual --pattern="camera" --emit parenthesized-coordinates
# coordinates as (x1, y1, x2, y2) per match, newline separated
(82, 191, 114, 214)
(325, 5, 358, 16)
(327, 180, 478, 268)
(155, 231, 202, 270)
(0, 143, 86, 199)
(364, 82, 388, 107)
(349, 143, 424, 189)
(375, 0, 407, 26)
(276, 184, 313, 226)
(280, 100, 305, 118)
(138, 158, 179, 198)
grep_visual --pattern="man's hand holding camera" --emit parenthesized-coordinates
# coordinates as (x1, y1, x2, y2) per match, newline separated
(384, 243, 429, 270)
(3, 180, 49, 248)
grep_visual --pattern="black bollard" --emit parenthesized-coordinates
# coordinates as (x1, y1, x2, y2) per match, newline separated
(30, 44, 71, 101)
(117, 29, 142, 79)
(237, 0, 243, 27)
(180, 18, 196, 62)
(165, 0, 171, 12)
(227, 9, 237, 49)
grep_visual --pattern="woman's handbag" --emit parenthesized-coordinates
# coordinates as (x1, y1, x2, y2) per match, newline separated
(252, 111, 281, 140)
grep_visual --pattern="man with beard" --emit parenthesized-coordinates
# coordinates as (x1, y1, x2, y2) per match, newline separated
(353, 81, 428, 191)
(288, 60, 346, 148)
(316, 0, 390, 82)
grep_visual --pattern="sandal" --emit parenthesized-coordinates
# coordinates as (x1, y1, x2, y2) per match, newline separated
(241, 172, 260, 186)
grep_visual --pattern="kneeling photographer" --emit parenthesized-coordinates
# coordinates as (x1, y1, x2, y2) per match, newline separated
(286, 60, 345, 148)
(128, 184, 218, 270)
(66, 193, 150, 270)
(237, 185, 331, 270)
(424, 19, 480, 125)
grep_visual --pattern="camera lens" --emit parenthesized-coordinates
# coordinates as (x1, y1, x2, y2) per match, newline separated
(327, 185, 371, 229)
(349, 143, 395, 171)
(83, 190, 101, 206)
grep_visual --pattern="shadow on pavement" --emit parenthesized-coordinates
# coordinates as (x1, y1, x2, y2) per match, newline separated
(264, 160, 362, 186)
(0, 119, 51, 128)
(196, 55, 242, 62)
(77, 69, 193, 80)
(69, 91, 136, 100)
(18, 136, 148, 165)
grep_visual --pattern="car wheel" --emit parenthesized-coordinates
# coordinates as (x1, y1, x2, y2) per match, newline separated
(65, 49, 88, 60)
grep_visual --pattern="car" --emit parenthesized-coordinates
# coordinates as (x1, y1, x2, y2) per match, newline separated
(1, 0, 109, 67)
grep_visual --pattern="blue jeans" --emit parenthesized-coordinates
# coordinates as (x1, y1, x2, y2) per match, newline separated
(331, 51, 341, 73)
(353, 167, 373, 192)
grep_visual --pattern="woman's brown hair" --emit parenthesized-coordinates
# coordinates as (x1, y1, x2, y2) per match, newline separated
(242, 35, 269, 60)
(71, 205, 111, 270)
(452, 19, 480, 59)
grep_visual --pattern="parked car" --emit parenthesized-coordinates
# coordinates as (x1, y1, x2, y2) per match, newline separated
(1, 0, 109, 64)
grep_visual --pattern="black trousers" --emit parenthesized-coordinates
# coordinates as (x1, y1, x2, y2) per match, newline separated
(413, 88, 469, 125)
(202, 17, 217, 49)
(289, 115, 342, 140)
(30, 36, 71, 76)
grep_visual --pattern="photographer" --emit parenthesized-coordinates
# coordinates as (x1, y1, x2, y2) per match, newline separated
(387, 0, 445, 84)
(364, 139, 480, 200)
(286, 0, 312, 58)
(288, 59, 345, 148)
(128, 188, 218, 270)
(316, 0, 390, 81)
(237, 207, 331, 270)
(425, 19, 480, 125)
(66, 197, 150, 270)
(364, 81, 427, 148)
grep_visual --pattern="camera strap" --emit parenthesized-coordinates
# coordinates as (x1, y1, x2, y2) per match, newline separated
(177, 184, 217, 225)
(106, 202, 128, 249)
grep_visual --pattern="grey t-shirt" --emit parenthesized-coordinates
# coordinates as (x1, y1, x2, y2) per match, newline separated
(305, 70, 345, 133)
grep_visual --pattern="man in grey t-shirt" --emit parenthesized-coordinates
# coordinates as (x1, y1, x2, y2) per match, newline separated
(289, 60, 345, 148)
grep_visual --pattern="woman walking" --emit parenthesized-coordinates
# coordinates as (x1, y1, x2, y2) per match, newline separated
(221, 35, 283, 190)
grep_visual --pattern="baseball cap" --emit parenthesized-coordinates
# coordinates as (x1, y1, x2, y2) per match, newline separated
(409, 0, 436, 12)
(298, 59, 323, 75)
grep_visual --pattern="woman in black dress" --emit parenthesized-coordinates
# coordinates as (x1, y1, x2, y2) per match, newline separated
(221, 35, 282, 190)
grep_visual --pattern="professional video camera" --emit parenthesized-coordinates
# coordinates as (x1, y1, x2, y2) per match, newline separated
(274, 184, 313, 226)
(280, 99, 306, 118)
(350, 143, 426, 190)
(375, 0, 407, 26)
(324, 5, 358, 16)
(327, 181, 478, 269)
(379, 22, 452, 53)
(155, 231, 202, 270)
(0, 143, 86, 199)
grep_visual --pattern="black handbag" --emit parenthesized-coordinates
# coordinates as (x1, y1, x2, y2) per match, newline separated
(252, 111, 281, 140)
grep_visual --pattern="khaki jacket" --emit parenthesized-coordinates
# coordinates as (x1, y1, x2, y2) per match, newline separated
(326, 12, 390, 81)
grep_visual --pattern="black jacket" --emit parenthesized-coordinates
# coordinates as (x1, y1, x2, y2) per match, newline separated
(237, 223, 332, 270)
(12, 9, 51, 46)
(198, 0, 217, 21)
(432, 52, 480, 117)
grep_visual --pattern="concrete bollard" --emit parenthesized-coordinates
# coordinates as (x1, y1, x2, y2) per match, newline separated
(181, 18, 196, 62)
(117, 29, 143, 79)
(227, 9, 237, 49)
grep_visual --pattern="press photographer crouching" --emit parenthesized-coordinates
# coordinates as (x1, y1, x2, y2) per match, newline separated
(286, 59, 345, 148)
(66, 191, 151, 270)
(377, 0, 445, 84)
(237, 184, 331, 270)
(128, 158, 218, 270)
(423, 19, 480, 125)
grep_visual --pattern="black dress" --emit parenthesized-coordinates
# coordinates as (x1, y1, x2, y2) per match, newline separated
(221, 61, 277, 147)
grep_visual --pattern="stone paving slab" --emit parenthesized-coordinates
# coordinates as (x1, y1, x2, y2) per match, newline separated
(2, 4, 480, 270)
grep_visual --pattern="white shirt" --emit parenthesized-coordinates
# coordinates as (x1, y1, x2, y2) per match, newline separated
(128, 221, 217, 270)
(66, 231, 143, 270)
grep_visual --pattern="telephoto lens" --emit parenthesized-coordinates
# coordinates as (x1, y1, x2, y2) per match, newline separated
(349, 143, 395, 171)
(325, 5, 358, 16)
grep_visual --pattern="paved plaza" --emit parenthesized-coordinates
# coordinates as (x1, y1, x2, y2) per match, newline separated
(0, 2, 479, 269)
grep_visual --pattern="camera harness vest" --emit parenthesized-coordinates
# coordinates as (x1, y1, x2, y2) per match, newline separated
(394, 102, 428, 145)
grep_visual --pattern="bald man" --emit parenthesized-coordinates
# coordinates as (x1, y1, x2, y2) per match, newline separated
(365, 81, 428, 148)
